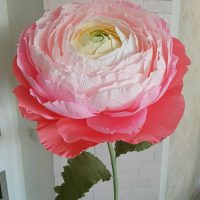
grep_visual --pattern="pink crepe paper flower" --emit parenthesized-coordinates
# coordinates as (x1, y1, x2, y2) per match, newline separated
(13, 0, 190, 158)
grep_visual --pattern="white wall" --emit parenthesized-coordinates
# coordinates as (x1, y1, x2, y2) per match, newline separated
(43, 1, 173, 200)
(0, 0, 55, 200)
(3, 0, 196, 200)
(0, 0, 27, 199)
(166, 0, 200, 199)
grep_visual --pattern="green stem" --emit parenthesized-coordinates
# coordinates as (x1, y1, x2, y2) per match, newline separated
(107, 142, 119, 200)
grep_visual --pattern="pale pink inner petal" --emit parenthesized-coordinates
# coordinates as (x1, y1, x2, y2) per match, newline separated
(43, 100, 95, 119)
(17, 0, 175, 117)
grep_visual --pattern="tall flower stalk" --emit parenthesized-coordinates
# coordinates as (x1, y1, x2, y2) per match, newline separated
(107, 142, 119, 200)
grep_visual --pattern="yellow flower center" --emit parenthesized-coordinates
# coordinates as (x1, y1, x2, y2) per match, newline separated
(71, 22, 122, 59)
(89, 29, 109, 43)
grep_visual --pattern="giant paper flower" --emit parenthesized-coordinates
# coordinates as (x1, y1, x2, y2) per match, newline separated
(13, 0, 190, 158)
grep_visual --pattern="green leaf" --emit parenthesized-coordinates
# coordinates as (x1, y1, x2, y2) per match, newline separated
(115, 141, 152, 158)
(54, 152, 111, 200)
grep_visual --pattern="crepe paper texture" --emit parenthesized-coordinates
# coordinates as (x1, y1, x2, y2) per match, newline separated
(13, 0, 190, 158)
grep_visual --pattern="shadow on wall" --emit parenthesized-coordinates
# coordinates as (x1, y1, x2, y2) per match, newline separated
(191, 181, 200, 200)
(191, 134, 200, 200)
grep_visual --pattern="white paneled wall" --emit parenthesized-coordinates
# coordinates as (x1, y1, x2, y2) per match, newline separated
(43, 1, 173, 200)
(0, 0, 55, 200)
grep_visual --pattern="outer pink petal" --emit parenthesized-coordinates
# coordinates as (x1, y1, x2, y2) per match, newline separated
(57, 118, 133, 143)
(58, 119, 104, 143)
(128, 89, 185, 144)
(87, 109, 147, 134)
(169, 38, 191, 91)
(126, 38, 190, 144)
(37, 120, 97, 158)
(14, 86, 58, 121)
(13, 57, 30, 88)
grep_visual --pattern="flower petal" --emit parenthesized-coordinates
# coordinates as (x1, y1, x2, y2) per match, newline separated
(87, 109, 147, 134)
(37, 120, 97, 158)
(13, 57, 30, 88)
(14, 86, 57, 120)
(43, 100, 95, 119)
(129, 89, 185, 144)
(169, 38, 191, 90)
(57, 118, 133, 143)
(57, 119, 104, 143)
(123, 38, 190, 144)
